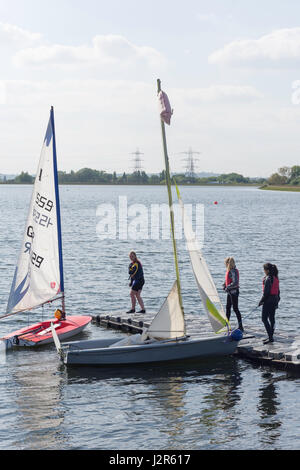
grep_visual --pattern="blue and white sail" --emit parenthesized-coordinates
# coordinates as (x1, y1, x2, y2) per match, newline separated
(7, 108, 63, 315)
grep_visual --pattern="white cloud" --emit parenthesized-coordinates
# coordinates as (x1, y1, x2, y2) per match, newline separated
(2, 80, 263, 111)
(93, 35, 164, 67)
(3, 79, 155, 113)
(1, 77, 299, 176)
(209, 28, 300, 68)
(171, 85, 263, 105)
(13, 44, 92, 67)
(0, 22, 42, 47)
(13, 34, 165, 69)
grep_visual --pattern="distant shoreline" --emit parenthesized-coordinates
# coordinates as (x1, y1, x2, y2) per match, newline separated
(260, 185, 300, 192)
(0, 182, 260, 187)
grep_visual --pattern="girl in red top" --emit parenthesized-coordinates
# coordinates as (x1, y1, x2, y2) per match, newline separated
(223, 257, 244, 332)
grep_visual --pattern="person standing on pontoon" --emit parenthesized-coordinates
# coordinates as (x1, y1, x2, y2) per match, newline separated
(127, 251, 146, 314)
(259, 263, 280, 344)
(223, 257, 244, 332)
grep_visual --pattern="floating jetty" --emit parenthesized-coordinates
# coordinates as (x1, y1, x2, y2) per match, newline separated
(237, 328, 300, 371)
(92, 313, 150, 335)
(91, 314, 300, 371)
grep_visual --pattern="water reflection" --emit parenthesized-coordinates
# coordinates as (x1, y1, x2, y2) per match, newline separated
(192, 358, 242, 448)
(66, 355, 242, 449)
(145, 375, 186, 448)
(258, 372, 281, 447)
(7, 349, 66, 449)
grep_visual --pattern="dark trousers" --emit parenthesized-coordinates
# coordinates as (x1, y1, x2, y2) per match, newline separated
(262, 302, 276, 340)
(226, 293, 243, 327)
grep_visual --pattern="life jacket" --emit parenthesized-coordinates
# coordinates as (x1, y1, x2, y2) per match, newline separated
(262, 276, 279, 295)
(129, 260, 144, 282)
(225, 268, 239, 288)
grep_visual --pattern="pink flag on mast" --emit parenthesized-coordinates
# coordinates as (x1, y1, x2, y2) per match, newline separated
(158, 90, 173, 125)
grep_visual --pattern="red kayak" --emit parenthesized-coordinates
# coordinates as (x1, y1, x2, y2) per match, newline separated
(3, 315, 92, 349)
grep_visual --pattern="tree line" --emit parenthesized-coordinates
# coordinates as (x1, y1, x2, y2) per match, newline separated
(267, 166, 300, 186)
(2, 168, 265, 185)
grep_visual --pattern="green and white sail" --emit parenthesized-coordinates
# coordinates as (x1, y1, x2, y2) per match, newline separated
(175, 183, 229, 333)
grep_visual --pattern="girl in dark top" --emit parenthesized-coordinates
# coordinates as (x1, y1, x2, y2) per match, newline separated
(127, 251, 146, 314)
(223, 257, 244, 332)
(259, 263, 280, 344)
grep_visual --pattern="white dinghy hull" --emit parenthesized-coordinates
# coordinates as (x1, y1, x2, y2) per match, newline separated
(61, 335, 239, 366)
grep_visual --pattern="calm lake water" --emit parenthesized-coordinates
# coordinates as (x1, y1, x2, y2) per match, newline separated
(0, 184, 299, 450)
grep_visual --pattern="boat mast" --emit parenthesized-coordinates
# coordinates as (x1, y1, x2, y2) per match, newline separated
(50, 106, 65, 317)
(157, 79, 185, 332)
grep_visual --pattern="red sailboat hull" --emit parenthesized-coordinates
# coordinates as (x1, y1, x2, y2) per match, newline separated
(3, 315, 92, 348)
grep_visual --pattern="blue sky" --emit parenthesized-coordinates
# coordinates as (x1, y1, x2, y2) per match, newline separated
(1, 0, 300, 176)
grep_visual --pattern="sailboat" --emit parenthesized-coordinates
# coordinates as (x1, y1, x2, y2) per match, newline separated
(1, 107, 91, 349)
(51, 80, 242, 366)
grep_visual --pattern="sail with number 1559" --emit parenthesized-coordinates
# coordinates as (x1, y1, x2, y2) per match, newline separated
(7, 108, 63, 315)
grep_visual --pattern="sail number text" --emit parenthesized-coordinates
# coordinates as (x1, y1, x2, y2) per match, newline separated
(33, 193, 54, 228)
(35, 193, 54, 212)
(24, 242, 44, 268)
(30, 252, 44, 268)
(33, 208, 53, 228)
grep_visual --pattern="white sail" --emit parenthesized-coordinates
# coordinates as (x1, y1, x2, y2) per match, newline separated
(176, 185, 228, 333)
(7, 113, 61, 314)
(147, 281, 185, 340)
